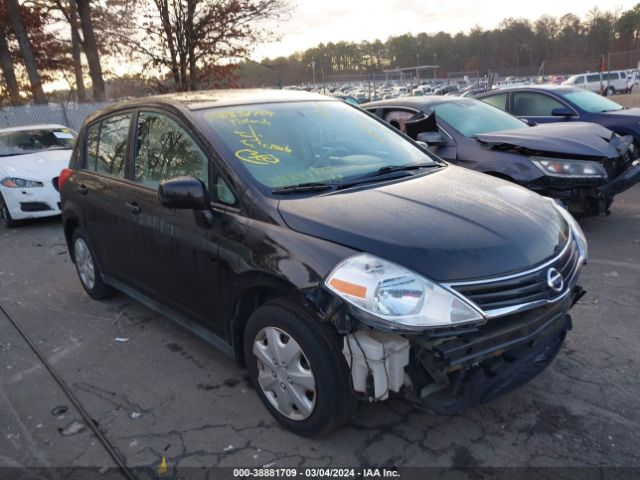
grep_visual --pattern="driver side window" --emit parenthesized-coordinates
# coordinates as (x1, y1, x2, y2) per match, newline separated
(134, 111, 208, 188)
(512, 92, 565, 117)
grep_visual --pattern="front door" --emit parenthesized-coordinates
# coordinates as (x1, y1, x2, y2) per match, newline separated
(123, 110, 224, 334)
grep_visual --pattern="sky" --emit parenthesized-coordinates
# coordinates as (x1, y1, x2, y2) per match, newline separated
(252, 0, 639, 60)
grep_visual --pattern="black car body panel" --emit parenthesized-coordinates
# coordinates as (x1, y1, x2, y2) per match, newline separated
(362, 96, 640, 215)
(60, 90, 585, 424)
(278, 166, 568, 281)
(474, 122, 621, 159)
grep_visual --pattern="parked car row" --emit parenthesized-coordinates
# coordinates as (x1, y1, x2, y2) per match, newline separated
(0, 87, 634, 438)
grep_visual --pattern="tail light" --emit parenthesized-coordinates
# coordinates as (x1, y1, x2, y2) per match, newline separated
(57, 168, 74, 191)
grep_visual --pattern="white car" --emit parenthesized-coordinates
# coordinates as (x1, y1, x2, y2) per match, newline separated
(0, 124, 76, 227)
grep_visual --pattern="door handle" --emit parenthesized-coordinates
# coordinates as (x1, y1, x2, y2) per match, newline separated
(78, 184, 88, 195)
(125, 202, 141, 215)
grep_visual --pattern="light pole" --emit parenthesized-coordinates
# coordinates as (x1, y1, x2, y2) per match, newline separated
(433, 53, 437, 80)
(311, 57, 316, 87)
(416, 53, 420, 83)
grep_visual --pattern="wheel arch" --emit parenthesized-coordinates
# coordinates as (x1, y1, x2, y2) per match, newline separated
(229, 275, 306, 366)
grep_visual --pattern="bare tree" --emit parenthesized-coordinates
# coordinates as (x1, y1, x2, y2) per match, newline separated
(4, 0, 47, 103)
(129, 0, 289, 91)
(0, 28, 21, 104)
(75, 0, 105, 101)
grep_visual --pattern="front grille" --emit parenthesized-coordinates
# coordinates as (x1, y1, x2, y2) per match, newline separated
(20, 202, 52, 212)
(450, 238, 580, 314)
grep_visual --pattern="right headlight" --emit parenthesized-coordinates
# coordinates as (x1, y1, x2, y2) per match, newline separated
(550, 199, 588, 261)
(324, 253, 485, 330)
(1, 177, 44, 188)
(531, 157, 608, 179)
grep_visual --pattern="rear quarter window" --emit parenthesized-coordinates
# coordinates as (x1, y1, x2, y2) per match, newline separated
(83, 113, 131, 177)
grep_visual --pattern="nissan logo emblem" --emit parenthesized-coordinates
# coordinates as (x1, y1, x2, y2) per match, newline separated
(547, 267, 564, 293)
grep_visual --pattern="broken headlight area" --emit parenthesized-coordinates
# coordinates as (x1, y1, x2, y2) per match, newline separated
(338, 289, 581, 411)
(530, 157, 608, 179)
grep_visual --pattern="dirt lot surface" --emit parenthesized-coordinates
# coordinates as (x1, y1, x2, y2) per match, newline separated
(609, 91, 640, 108)
(1, 186, 639, 479)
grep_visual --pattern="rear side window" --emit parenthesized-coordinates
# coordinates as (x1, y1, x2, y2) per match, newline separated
(480, 93, 508, 111)
(85, 113, 131, 177)
(513, 92, 565, 117)
(134, 112, 208, 188)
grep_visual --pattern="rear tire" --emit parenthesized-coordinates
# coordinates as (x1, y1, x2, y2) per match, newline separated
(0, 193, 17, 228)
(244, 301, 356, 437)
(71, 227, 115, 300)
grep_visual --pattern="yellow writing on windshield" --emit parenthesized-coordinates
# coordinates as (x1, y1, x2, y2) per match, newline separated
(232, 125, 292, 165)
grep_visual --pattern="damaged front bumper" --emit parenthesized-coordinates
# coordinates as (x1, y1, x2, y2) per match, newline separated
(339, 285, 584, 413)
(598, 161, 640, 197)
(406, 287, 583, 413)
(530, 160, 640, 215)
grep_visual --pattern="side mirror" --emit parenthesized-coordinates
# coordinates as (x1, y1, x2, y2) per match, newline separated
(158, 176, 208, 210)
(416, 131, 447, 146)
(551, 107, 576, 117)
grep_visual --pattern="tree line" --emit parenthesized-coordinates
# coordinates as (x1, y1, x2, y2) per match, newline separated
(238, 5, 640, 87)
(2, 3, 640, 104)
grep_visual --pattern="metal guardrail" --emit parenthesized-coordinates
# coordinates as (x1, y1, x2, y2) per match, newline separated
(0, 102, 112, 132)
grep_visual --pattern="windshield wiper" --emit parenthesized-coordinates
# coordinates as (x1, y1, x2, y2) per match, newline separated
(272, 182, 335, 194)
(336, 162, 440, 189)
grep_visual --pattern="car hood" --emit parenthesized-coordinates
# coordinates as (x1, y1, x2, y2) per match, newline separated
(0, 149, 72, 181)
(475, 122, 620, 159)
(603, 107, 640, 118)
(277, 166, 569, 282)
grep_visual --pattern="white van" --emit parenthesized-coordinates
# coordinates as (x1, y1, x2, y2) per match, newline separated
(562, 70, 633, 95)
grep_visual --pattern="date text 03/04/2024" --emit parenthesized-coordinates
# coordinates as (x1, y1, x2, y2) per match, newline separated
(232, 468, 401, 478)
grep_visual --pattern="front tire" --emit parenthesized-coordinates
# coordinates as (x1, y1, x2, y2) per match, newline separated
(71, 228, 115, 300)
(244, 301, 356, 437)
(0, 193, 17, 228)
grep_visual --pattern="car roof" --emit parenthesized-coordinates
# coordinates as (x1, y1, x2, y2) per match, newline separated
(362, 95, 472, 112)
(476, 85, 581, 96)
(0, 124, 71, 133)
(83, 89, 337, 126)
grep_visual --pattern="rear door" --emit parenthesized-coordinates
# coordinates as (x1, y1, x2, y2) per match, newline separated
(124, 109, 224, 333)
(75, 111, 134, 281)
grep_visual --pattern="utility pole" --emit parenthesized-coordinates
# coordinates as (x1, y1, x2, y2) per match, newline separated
(416, 53, 420, 83)
(433, 53, 437, 80)
(311, 57, 316, 87)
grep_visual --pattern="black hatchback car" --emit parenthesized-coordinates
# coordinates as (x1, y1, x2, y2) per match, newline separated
(60, 90, 587, 436)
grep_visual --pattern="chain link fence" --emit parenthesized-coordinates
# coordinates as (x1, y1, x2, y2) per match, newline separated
(0, 102, 112, 132)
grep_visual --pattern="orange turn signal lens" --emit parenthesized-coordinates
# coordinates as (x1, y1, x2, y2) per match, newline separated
(329, 278, 367, 299)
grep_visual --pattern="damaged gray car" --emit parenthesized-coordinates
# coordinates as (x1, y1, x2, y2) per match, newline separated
(363, 97, 640, 216)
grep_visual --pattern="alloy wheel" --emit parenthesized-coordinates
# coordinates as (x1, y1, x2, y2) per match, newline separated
(253, 326, 316, 420)
(74, 237, 96, 290)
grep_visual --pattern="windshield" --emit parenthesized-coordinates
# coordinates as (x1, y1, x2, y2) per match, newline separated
(200, 101, 438, 189)
(0, 128, 76, 157)
(431, 99, 528, 137)
(560, 89, 624, 113)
